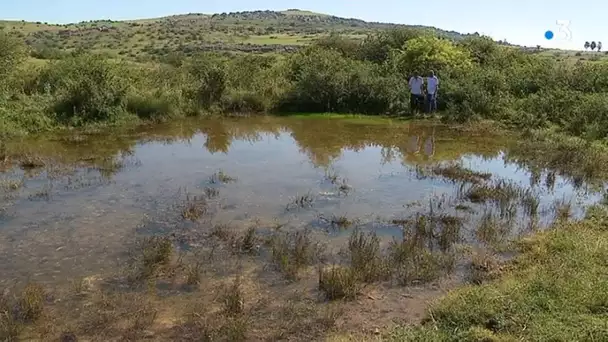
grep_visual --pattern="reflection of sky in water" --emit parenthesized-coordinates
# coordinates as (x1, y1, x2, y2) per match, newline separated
(0, 121, 604, 286)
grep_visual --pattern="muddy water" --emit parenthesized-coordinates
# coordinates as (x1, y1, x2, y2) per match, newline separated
(0, 116, 601, 288)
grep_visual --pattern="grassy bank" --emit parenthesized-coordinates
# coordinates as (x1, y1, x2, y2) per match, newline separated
(384, 205, 608, 341)
(4, 27, 608, 140)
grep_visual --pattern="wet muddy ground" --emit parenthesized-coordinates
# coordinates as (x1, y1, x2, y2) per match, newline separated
(0, 117, 603, 341)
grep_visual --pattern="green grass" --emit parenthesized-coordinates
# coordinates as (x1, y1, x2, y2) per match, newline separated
(243, 34, 314, 45)
(388, 206, 608, 341)
(0, 8, 473, 60)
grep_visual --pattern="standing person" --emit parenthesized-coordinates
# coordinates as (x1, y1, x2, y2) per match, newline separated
(408, 72, 424, 115)
(425, 71, 439, 113)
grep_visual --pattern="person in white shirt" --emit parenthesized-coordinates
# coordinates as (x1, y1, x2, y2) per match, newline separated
(425, 71, 439, 113)
(408, 73, 424, 115)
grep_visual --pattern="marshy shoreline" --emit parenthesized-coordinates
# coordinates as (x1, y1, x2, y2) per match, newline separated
(1, 116, 607, 341)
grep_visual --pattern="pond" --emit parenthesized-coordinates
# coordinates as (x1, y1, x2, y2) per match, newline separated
(0, 116, 603, 339)
(1, 116, 600, 286)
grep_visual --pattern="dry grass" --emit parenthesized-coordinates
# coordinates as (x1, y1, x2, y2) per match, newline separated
(128, 235, 174, 281)
(0, 283, 46, 340)
(318, 265, 361, 300)
(389, 239, 455, 286)
(0, 178, 24, 192)
(181, 194, 209, 221)
(468, 250, 504, 285)
(233, 226, 258, 255)
(348, 229, 390, 283)
(270, 229, 324, 280)
(221, 277, 245, 317)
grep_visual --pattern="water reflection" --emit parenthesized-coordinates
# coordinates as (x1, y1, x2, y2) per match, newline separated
(0, 116, 603, 287)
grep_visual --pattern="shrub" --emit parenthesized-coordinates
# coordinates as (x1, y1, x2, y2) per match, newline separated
(182, 54, 227, 110)
(220, 90, 266, 114)
(45, 55, 130, 125)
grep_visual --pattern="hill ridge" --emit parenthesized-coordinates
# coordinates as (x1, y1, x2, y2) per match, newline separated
(1, 8, 481, 60)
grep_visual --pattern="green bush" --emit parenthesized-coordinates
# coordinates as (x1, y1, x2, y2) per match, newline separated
(220, 90, 266, 114)
(126, 91, 179, 121)
(49, 55, 130, 125)
(278, 47, 404, 114)
(181, 54, 227, 110)
(5, 28, 608, 141)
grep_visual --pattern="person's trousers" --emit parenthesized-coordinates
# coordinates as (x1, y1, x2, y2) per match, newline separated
(410, 94, 424, 112)
(426, 93, 437, 113)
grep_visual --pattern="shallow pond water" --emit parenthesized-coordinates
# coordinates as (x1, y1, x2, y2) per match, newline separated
(0, 116, 602, 288)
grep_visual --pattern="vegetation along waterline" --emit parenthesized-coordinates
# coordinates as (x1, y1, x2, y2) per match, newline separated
(2, 8, 608, 342)
(3, 15, 608, 141)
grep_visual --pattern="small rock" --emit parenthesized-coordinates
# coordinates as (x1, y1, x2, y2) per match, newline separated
(143, 330, 155, 338)
(59, 332, 77, 342)
(374, 328, 380, 335)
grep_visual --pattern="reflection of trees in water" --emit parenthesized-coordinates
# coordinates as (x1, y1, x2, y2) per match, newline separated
(15, 118, 508, 179)
(380, 146, 398, 165)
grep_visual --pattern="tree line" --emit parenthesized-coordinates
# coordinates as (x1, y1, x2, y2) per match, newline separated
(3, 28, 608, 141)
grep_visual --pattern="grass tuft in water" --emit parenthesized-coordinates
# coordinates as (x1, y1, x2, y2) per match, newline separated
(324, 169, 340, 184)
(18, 283, 45, 322)
(130, 236, 174, 281)
(520, 189, 540, 218)
(430, 163, 492, 184)
(318, 265, 361, 301)
(0, 178, 24, 192)
(211, 223, 236, 242)
(221, 277, 245, 317)
(0, 307, 22, 341)
(318, 213, 357, 231)
(389, 237, 455, 286)
(233, 227, 258, 255)
(181, 194, 208, 221)
(270, 229, 323, 280)
(209, 170, 237, 184)
(18, 155, 45, 170)
(476, 211, 511, 248)
(204, 187, 220, 199)
(553, 197, 573, 223)
(464, 179, 521, 205)
(185, 261, 203, 286)
(323, 169, 352, 195)
(348, 229, 389, 283)
(286, 192, 315, 211)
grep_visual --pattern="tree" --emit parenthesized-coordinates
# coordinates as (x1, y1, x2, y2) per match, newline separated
(585, 41, 590, 50)
(0, 31, 26, 82)
(390, 35, 472, 76)
(459, 36, 498, 65)
(599, 41, 603, 52)
(591, 41, 597, 51)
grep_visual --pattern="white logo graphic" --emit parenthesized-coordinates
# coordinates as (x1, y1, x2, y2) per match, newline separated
(555, 20, 572, 41)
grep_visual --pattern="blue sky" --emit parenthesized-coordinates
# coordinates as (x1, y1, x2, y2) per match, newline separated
(0, 0, 603, 50)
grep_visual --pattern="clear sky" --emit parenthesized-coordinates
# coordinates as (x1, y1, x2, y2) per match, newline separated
(0, 0, 604, 50)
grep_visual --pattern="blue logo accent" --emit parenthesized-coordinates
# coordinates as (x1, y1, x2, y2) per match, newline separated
(545, 30, 554, 40)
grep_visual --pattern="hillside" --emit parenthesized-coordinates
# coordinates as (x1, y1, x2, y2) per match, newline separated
(0, 9, 472, 60)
